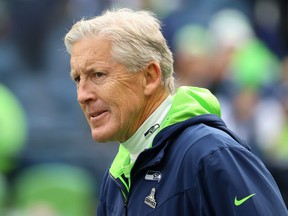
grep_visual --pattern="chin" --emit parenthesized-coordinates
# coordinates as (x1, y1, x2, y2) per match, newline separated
(91, 129, 114, 143)
(91, 134, 109, 143)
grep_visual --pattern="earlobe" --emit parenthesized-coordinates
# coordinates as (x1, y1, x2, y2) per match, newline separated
(143, 62, 162, 96)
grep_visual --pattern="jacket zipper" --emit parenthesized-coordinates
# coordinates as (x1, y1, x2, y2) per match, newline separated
(123, 200, 128, 216)
(109, 141, 168, 215)
(109, 173, 130, 215)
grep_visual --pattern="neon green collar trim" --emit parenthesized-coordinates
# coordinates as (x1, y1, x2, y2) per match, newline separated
(109, 145, 130, 179)
(109, 86, 221, 179)
(160, 86, 221, 129)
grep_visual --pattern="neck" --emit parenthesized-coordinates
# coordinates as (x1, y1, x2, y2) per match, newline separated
(120, 88, 169, 143)
(140, 89, 169, 124)
(121, 94, 173, 163)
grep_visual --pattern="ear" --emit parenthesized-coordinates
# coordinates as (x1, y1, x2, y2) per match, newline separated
(143, 62, 162, 96)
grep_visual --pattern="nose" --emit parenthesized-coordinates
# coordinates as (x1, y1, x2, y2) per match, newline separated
(77, 79, 95, 104)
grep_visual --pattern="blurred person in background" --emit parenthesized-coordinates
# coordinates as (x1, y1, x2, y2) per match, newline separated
(64, 8, 288, 215)
(172, 24, 215, 88)
(171, 22, 236, 98)
(0, 83, 27, 214)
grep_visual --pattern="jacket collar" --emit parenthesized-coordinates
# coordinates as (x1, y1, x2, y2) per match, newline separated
(133, 114, 250, 174)
(109, 86, 222, 180)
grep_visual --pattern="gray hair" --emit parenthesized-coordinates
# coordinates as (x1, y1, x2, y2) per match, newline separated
(64, 8, 174, 93)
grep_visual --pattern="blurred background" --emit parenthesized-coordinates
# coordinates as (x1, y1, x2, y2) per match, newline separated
(0, 0, 288, 215)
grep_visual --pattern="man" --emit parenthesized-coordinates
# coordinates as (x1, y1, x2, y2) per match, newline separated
(64, 8, 288, 215)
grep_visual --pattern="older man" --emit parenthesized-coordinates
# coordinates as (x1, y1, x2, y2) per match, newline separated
(64, 8, 288, 216)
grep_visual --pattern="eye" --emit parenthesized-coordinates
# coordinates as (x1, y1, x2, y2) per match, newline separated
(94, 72, 105, 78)
(73, 76, 80, 83)
(91, 71, 107, 84)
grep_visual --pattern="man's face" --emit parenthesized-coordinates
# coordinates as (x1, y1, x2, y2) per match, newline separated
(70, 37, 147, 143)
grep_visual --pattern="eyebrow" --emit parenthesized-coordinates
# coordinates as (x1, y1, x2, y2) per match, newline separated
(70, 61, 112, 80)
(69, 67, 105, 79)
(69, 66, 91, 79)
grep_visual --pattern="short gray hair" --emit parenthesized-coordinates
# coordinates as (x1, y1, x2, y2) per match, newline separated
(64, 8, 174, 93)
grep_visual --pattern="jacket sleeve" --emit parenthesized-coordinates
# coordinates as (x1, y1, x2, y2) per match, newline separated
(196, 146, 288, 215)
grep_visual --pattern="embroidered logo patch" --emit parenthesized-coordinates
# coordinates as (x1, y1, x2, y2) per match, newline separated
(144, 124, 160, 138)
(145, 170, 162, 182)
(234, 193, 255, 206)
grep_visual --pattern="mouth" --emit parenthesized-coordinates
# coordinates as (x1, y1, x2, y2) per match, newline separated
(88, 110, 109, 122)
(90, 110, 107, 118)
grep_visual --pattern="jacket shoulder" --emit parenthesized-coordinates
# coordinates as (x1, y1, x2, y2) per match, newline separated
(172, 122, 248, 163)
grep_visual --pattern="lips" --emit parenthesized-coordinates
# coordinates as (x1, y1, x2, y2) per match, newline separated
(89, 110, 107, 118)
(87, 109, 109, 124)
(89, 109, 108, 119)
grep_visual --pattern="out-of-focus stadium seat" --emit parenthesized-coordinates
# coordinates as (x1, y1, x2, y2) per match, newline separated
(12, 163, 96, 216)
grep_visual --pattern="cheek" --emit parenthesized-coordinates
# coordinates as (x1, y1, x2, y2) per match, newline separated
(110, 90, 143, 122)
(108, 78, 144, 107)
(102, 75, 145, 118)
(111, 92, 140, 113)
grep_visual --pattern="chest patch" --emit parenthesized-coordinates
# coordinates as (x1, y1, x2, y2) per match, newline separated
(145, 170, 162, 182)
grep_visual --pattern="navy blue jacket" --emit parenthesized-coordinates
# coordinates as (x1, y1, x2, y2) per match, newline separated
(97, 114, 288, 215)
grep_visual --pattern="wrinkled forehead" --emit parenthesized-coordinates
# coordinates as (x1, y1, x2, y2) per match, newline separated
(70, 36, 112, 57)
(70, 37, 112, 67)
